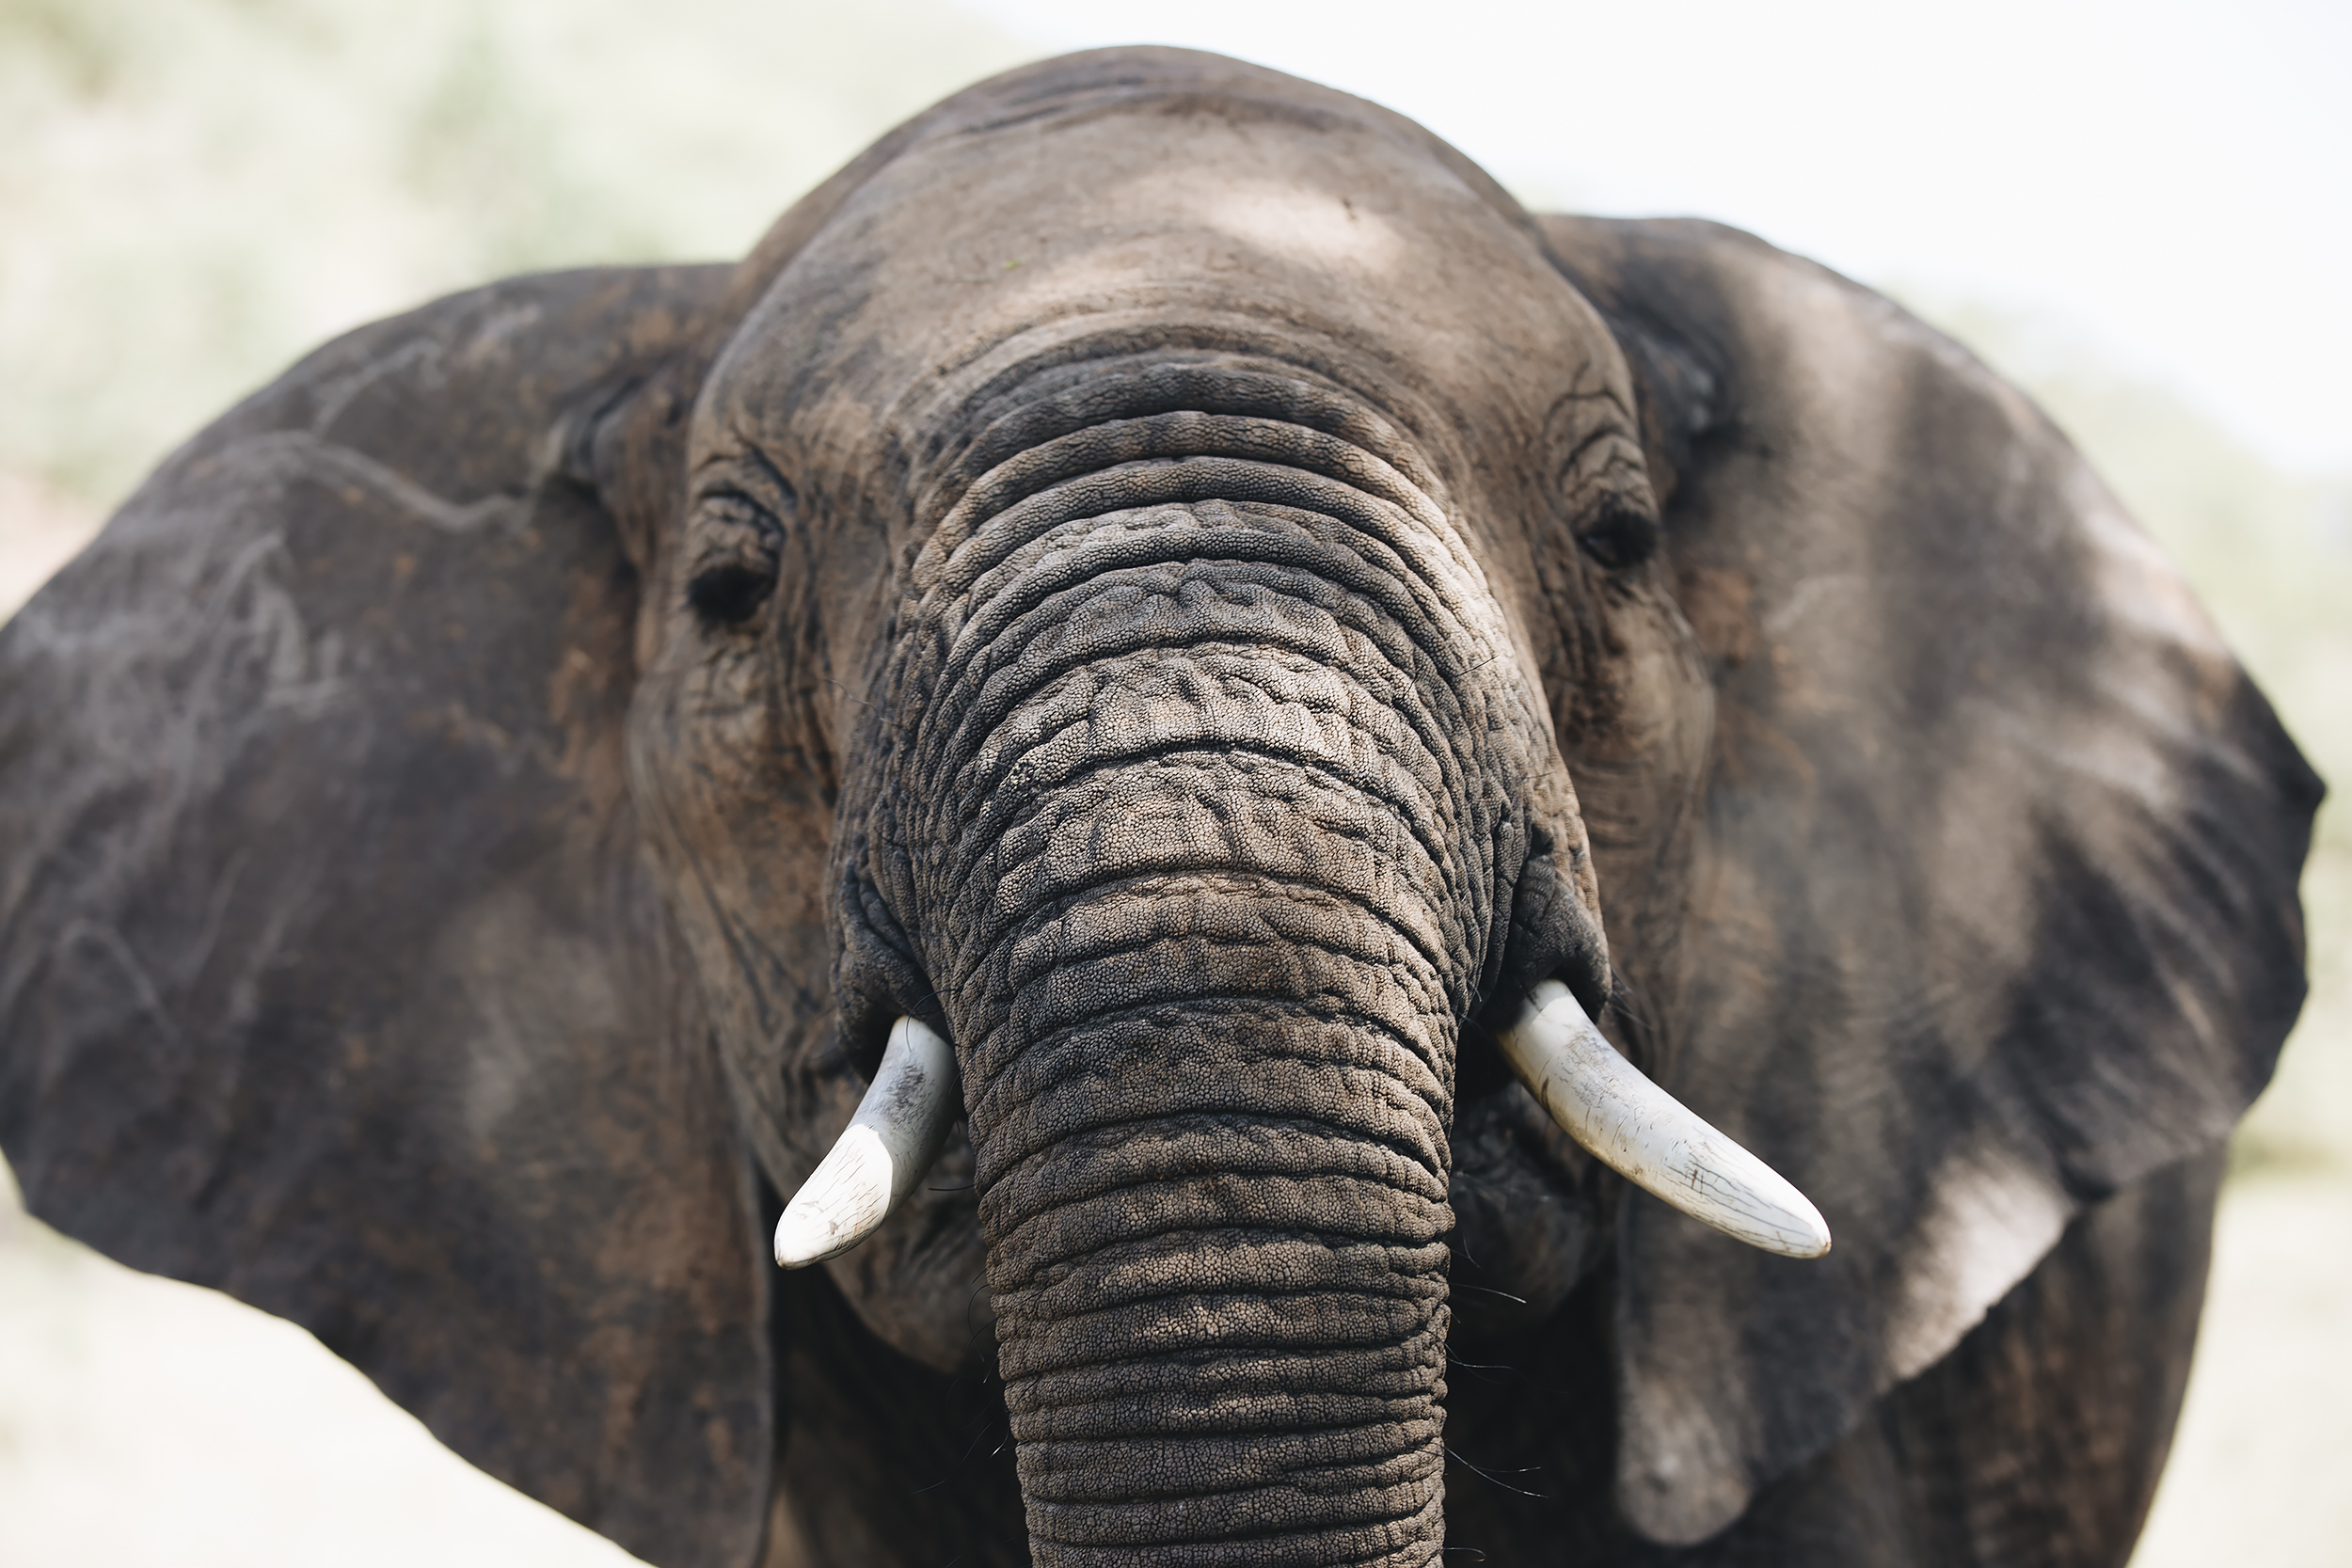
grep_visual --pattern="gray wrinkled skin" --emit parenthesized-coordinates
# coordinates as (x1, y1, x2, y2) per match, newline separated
(0, 48, 2319, 1568)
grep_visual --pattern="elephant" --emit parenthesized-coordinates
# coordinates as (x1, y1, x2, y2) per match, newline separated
(0, 45, 2320, 1568)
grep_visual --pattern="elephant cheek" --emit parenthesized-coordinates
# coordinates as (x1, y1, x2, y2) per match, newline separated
(1447, 1088, 1603, 1341)
(821, 1120, 998, 1378)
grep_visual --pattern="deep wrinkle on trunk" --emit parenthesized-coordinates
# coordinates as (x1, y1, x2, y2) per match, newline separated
(836, 348, 1581, 1564)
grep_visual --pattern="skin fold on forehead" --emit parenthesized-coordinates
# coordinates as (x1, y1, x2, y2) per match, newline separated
(697, 53, 1645, 537)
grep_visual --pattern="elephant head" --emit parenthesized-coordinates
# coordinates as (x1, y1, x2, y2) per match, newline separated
(0, 48, 2316, 1568)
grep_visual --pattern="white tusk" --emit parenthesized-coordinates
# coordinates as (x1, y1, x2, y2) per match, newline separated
(1498, 979, 1832, 1259)
(774, 1016, 961, 1269)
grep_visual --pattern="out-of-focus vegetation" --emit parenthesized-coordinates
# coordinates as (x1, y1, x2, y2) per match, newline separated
(1, 5, 2345, 1564)
(0, 0, 1026, 511)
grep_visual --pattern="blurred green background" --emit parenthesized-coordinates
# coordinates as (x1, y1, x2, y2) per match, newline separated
(2, 1, 2344, 1563)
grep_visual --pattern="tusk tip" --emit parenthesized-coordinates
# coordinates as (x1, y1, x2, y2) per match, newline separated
(771, 1016, 961, 1269)
(1504, 979, 1837, 1263)
(772, 1209, 812, 1269)
(771, 1189, 866, 1278)
(772, 1204, 849, 1270)
(1734, 1175, 1833, 1260)
(1701, 1181, 1833, 1260)
(1772, 1209, 1834, 1260)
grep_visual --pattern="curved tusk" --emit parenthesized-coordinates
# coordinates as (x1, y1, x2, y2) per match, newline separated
(774, 1016, 961, 1269)
(1498, 979, 1832, 1259)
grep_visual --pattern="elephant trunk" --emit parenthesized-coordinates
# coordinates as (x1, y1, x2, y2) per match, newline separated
(969, 878, 1458, 1566)
(843, 354, 1559, 1563)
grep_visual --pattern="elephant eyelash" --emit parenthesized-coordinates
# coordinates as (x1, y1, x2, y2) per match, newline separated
(688, 562, 779, 626)
(1574, 496, 1661, 572)
(1554, 424, 1661, 573)
(685, 493, 786, 628)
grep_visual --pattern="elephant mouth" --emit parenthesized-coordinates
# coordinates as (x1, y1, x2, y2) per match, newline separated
(778, 988, 1829, 1275)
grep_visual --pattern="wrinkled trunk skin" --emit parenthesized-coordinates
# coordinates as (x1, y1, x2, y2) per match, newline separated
(840, 356, 1559, 1566)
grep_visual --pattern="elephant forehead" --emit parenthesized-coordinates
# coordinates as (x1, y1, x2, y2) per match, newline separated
(709, 76, 1622, 468)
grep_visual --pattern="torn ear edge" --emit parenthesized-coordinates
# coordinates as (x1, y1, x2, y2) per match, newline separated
(558, 366, 695, 582)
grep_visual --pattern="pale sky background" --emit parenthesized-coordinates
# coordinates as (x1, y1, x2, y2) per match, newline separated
(966, 0, 2351, 475)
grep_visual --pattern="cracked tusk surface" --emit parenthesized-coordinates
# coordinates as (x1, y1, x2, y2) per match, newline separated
(1499, 979, 1832, 1259)
(774, 1016, 961, 1269)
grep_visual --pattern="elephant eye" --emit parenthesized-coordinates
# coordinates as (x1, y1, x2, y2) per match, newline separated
(688, 562, 779, 626)
(1576, 497, 1661, 572)
(686, 493, 785, 629)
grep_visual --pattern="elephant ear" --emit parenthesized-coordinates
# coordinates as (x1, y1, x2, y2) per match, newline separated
(0, 267, 774, 1568)
(1540, 215, 2320, 1544)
